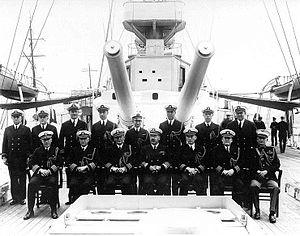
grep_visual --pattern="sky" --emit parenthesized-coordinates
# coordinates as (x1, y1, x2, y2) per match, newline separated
(0, 0, 299, 96)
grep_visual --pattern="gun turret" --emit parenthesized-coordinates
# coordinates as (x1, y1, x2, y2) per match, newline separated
(104, 40, 135, 126)
(177, 42, 214, 123)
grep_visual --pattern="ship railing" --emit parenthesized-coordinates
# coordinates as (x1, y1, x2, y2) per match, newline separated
(128, 42, 182, 57)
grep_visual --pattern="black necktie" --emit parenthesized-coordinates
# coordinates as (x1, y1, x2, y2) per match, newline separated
(207, 124, 210, 128)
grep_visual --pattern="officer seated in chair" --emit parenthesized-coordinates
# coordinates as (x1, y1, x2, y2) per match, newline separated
(177, 127, 206, 195)
(103, 128, 135, 194)
(249, 129, 280, 223)
(67, 130, 99, 203)
(24, 131, 62, 220)
(140, 128, 171, 195)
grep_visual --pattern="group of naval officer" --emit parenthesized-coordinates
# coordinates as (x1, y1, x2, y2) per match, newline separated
(1, 103, 280, 223)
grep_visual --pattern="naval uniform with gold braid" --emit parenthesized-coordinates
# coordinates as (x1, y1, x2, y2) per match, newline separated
(103, 143, 135, 194)
(250, 146, 280, 214)
(2, 124, 31, 203)
(67, 144, 99, 202)
(27, 146, 62, 211)
(177, 144, 206, 195)
(159, 119, 184, 195)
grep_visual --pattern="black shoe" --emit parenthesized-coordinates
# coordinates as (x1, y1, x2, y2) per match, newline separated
(19, 200, 26, 205)
(254, 211, 260, 220)
(23, 210, 34, 220)
(51, 210, 58, 219)
(65, 201, 72, 205)
(10, 200, 18, 205)
(269, 213, 276, 223)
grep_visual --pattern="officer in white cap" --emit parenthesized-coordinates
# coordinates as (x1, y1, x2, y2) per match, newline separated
(140, 127, 171, 195)
(66, 130, 99, 204)
(211, 129, 247, 208)
(2, 109, 31, 206)
(31, 110, 58, 151)
(177, 127, 207, 195)
(159, 105, 185, 195)
(103, 128, 134, 194)
(24, 130, 62, 220)
(250, 129, 280, 223)
(58, 103, 87, 205)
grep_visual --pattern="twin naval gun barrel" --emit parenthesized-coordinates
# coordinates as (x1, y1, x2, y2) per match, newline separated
(176, 42, 215, 122)
(104, 41, 135, 126)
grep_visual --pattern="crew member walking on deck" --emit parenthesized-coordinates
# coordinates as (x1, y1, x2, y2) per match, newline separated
(177, 128, 206, 195)
(67, 130, 99, 203)
(211, 129, 246, 207)
(159, 105, 184, 195)
(220, 112, 233, 130)
(140, 128, 171, 195)
(58, 103, 87, 204)
(277, 116, 289, 153)
(103, 128, 135, 194)
(249, 129, 280, 223)
(91, 104, 117, 194)
(31, 110, 58, 151)
(270, 117, 278, 146)
(2, 109, 31, 206)
(195, 107, 220, 195)
(24, 131, 62, 220)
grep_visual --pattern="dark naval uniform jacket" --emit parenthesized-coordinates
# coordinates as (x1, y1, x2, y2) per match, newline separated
(140, 144, 170, 173)
(58, 119, 87, 158)
(227, 119, 257, 150)
(32, 123, 59, 151)
(212, 144, 242, 175)
(91, 119, 117, 151)
(250, 146, 280, 181)
(177, 144, 206, 173)
(195, 122, 220, 153)
(159, 119, 185, 157)
(125, 127, 149, 165)
(30, 146, 62, 176)
(104, 143, 134, 172)
(2, 124, 32, 171)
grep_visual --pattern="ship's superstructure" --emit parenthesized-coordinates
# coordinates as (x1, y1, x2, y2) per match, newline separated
(93, 0, 214, 127)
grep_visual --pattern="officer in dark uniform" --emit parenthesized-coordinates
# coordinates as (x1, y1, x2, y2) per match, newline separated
(31, 110, 58, 151)
(195, 107, 220, 195)
(140, 128, 171, 195)
(249, 130, 280, 223)
(125, 112, 149, 194)
(91, 104, 117, 194)
(220, 112, 233, 130)
(270, 117, 278, 146)
(103, 128, 135, 195)
(277, 116, 289, 153)
(2, 109, 31, 205)
(211, 129, 246, 206)
(67, 130, 99, 203)
(58, 103, 87, 204)
(24, 131, 62, 220)
(227, 106, 257, 208)
(159, 105, 184, 195)
(177, 128, 206, 195)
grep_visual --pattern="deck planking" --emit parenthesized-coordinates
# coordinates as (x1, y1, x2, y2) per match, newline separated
(0, 147, 299, 235)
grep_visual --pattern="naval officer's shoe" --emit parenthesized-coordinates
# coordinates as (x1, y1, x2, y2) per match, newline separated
(51, 210, 58, 219)
(23, 210, 34, 220)
(253, 211, 260, 220)
(269, 212, 276, 223)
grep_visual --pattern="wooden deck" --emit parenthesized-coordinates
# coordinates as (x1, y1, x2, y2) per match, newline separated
(0, 146, 300, 235)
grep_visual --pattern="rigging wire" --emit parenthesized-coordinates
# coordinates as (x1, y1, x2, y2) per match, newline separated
(22, 0, 55, 76)
(98, 0, 114, 88)
(273, 0, 298, 76)
(285, 0, 300, 59)
(262, 0, 292, 77)
(4, 0, 25, 77)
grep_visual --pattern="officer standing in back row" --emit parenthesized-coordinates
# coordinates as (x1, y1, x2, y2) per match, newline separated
(59, 103, 87, 204)
(2, 109, 31, 206)
(159, 105, 185, 195)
